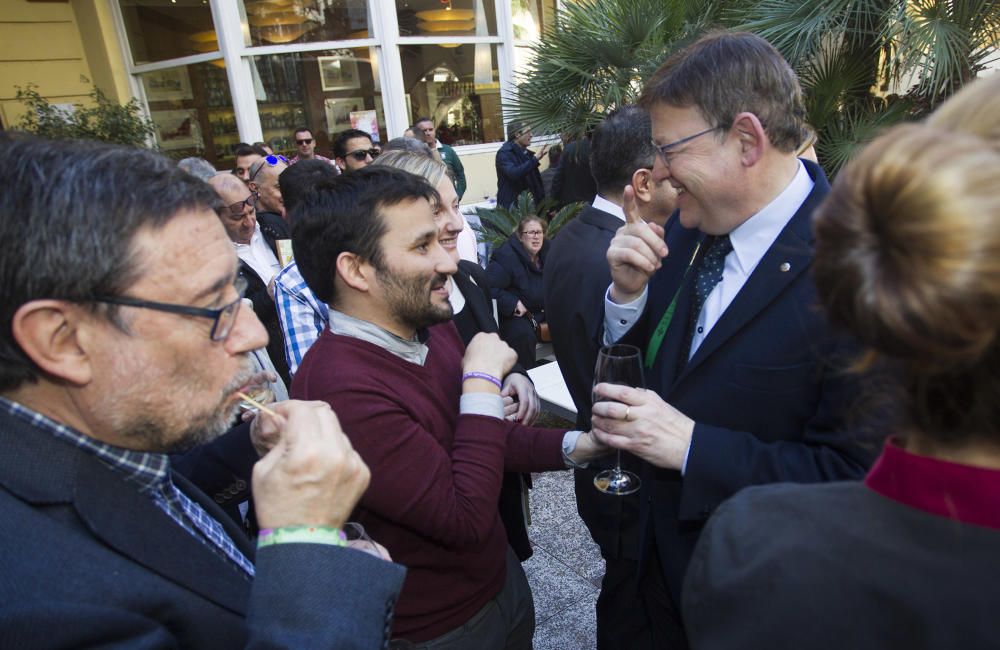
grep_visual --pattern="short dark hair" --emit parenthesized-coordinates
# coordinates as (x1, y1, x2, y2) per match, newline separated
(293, 126, 313, 139)
(507, 119, 526, 141)
(291, 167, 439, 305)
(640, 31, 807, 153)
(589, 105, 657, 196)
(383, 137, 435, 158)
(234, 143, 267, 158)
(0, 135, 220, 391)
(278, 159, 340, 217)
(414, 116, 433, 127)
(332, 129, 374, 159)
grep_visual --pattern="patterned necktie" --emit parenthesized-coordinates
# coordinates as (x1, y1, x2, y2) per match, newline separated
(680, 234, 733, 366)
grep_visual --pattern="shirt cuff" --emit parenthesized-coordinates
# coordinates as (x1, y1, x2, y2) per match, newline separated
(460, 392, 505, 420)
(257, 526, 347, 548)
(561, 430, 588, 469)
(680, 433, 693, 475)
(604, 285, 648, 345)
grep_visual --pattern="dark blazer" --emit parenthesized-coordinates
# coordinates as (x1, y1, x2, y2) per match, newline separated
(0, 408, 406, 649)
(543, 204, 642, 561)
(239, 210, 291, 384)
(684, 482, 1000, 649)
(486, 234, 549, 320)
(619, 161, 874, 602)
(451, 260, 532, 561)
(551, 138, 596, 209)
(495, 140, 544, 208)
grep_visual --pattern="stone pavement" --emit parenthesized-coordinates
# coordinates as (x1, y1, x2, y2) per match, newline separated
(524, 469, 604, 649)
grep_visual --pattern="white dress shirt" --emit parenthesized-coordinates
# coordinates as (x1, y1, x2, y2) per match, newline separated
(233, 222, 282, 287)
(591, 194, 626, 223)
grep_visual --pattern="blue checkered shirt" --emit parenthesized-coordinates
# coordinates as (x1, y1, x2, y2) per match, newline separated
(274, 261, 329, 377)
(0, 397, 255, 577)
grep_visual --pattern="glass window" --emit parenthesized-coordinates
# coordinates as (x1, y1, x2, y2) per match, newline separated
(401, 44, 503, 144)
(396, 0, 497, 38)
(119, 0, 216, 65)
(511, 0, 557, 42)
(139, 61, 239, 169)
(250, 49, 386, 157)
(241, 0, 371, 47)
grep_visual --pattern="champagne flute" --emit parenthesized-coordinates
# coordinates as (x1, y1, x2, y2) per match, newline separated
(592, 344, 643, 495)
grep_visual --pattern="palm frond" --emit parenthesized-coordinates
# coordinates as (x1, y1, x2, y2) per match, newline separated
(546, 201, 586, 239)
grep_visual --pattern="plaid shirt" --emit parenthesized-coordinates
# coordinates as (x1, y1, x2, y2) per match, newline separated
(274, 261, 329, 377)
(0, 397, 255, 577)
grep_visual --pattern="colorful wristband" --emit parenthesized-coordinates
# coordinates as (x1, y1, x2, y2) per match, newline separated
(462, 371, 502, 389)
(257, 526, 347, 549)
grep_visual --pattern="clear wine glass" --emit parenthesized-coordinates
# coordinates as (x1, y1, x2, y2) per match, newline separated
(592, 344, 643, 496)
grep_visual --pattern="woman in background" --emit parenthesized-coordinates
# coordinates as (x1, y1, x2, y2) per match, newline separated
(486, 217, 549, 371)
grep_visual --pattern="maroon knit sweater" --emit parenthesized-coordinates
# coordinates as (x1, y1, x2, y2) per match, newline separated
(291, 321, 567, 642)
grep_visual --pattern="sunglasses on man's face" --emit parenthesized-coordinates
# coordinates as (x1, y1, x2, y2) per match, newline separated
(347, 148, 380, 162)
(296, 138, 313, 145)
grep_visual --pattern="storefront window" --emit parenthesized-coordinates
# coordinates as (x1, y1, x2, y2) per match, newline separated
(139, 61, 239, 169)
(119, 0, 216, 65)
(401, 44, 502, 144)
(241, 0, 371, 47)
(250, 49, 385, 157)
(396, 0, 497, 38)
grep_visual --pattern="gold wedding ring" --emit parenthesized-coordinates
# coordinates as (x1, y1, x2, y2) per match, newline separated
(624, 406, 631, 421)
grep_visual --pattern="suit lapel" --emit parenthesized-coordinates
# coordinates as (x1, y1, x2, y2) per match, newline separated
(0, 412, 251, 615)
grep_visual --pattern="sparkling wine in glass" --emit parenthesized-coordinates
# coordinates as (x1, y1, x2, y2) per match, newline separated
(592, 344, 643, 496)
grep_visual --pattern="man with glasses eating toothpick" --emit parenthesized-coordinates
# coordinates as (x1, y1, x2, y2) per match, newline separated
(0, 135, 404, 648)
(590, 31, 874, 648)
(209, 173, 291, 385)
(332, 128, 379, 174)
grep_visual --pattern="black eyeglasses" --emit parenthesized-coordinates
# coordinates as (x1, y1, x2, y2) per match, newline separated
(296, 138, 313, 145)
(347, 148, 379, 162)
(226, 192, 258, 217)
(248, 154, 289, 182)
(94, 277, 249, 342)
(652, 126, 724, 165)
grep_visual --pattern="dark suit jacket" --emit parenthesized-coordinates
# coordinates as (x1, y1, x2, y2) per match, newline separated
(543, 204, 641, 560)
(495, 140, 544, 208)
(619, 161, 873, 601)
(451, 260, 532, 561)
(239, 211, 291, 384)
(684, 481, 1000, 649)
(0, 408, 406, 649)
(551, 138, 596, 209)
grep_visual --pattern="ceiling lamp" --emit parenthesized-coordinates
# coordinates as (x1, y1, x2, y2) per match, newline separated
(189, 30, 218, 53)
(416, 8, 475, 39)
(246, 0, 315, 44)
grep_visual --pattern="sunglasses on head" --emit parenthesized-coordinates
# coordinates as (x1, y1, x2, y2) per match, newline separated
(296, 138, 313, 145)
(347, 148, 380, 162)
(248, 154, 289, 182)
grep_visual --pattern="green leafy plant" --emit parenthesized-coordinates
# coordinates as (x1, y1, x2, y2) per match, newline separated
(473, 191, 585, 250)
(15, 80, 157, 147)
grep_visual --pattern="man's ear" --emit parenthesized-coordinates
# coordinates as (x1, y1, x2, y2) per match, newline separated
(248, 181, 261, 195)
(631, 168, 654, 205)
(335, 251, 372, 293)
(11, 300, 95, 386)
(731, 112, 765, 167)
(334, 158, 347, 172)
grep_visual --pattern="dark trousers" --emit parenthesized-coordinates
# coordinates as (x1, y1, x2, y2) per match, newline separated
(498, 315, 537, 370)
(410, 548, 534, 650)
(596, 556, 653, 650)
(638, 550, 688, 649)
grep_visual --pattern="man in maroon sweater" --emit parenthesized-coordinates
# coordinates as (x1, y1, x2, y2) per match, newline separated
(289, 167, 606, 647)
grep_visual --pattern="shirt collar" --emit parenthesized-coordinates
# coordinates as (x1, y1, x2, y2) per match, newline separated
(727, 160, 812, 277)
(328, 309, 429, 365)
(591, 195, 625, 222)
(866, 437, 1000, 530)
(0, 396, 171, 494)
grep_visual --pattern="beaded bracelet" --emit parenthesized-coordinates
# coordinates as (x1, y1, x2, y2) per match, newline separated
(462, 371, 503, 389)
(257, 526, 347, 549)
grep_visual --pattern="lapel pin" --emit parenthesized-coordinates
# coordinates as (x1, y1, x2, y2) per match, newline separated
(779, 262, 791, 272)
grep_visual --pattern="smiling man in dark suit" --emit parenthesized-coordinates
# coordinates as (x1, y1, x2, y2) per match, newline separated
(543, 104, 676, 649)
(590, 31, 874, 648)
(0, 136, 404, 648)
